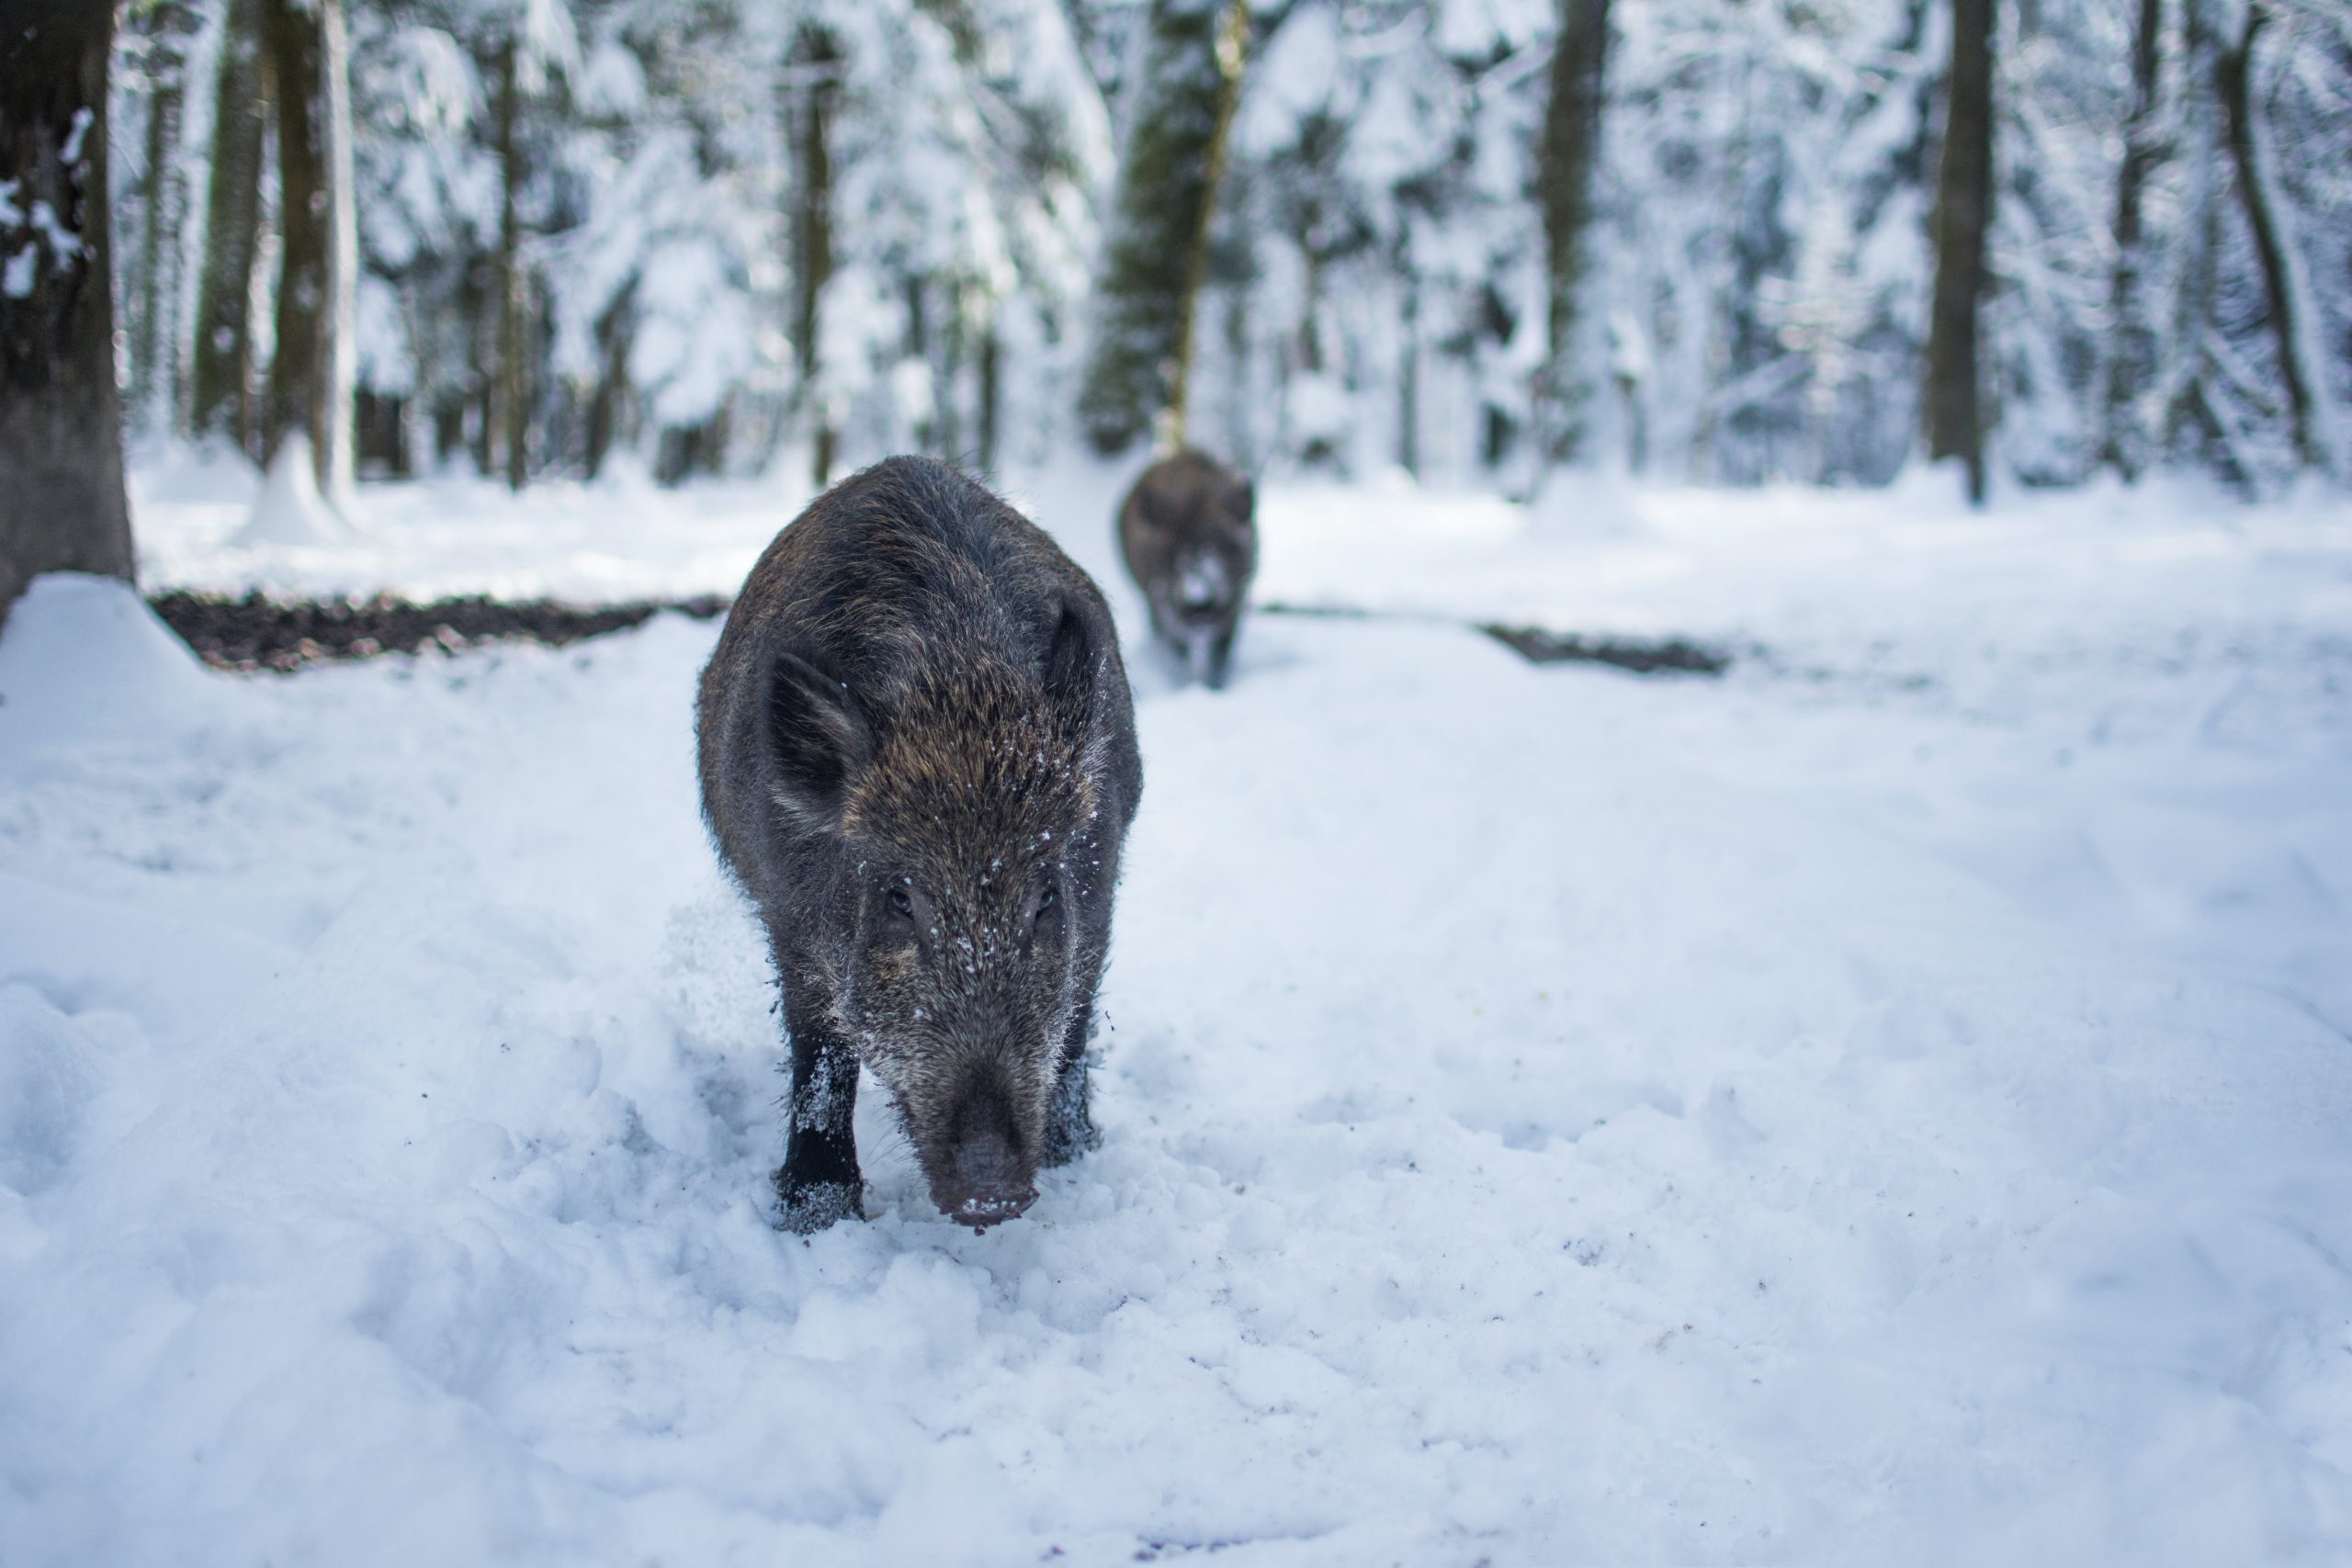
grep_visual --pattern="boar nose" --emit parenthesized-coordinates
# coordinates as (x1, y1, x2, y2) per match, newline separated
(951, 1128, 1026, 1204)
(939, 1090, 1036, 1228)
(1177, 556, 1227, 611)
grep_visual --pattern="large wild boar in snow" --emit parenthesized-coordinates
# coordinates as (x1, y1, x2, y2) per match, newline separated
(698, 457, 1143, 1231)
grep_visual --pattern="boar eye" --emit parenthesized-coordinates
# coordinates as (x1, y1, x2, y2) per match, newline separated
(1034, 884, 1058, 923)
(887, 886, 914, 919)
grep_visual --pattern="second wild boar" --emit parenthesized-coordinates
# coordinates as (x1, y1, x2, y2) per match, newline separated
(1117, 447, 1258, 689)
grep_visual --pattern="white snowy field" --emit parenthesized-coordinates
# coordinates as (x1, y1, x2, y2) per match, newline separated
(5, 457, 2351, 1564)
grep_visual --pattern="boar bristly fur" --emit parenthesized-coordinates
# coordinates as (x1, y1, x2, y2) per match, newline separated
(1118, 447, 1258, 690)
(697, 457, 1142, 1233)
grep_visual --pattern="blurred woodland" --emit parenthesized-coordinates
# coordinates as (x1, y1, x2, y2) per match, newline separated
(14, 0, 2352, 523)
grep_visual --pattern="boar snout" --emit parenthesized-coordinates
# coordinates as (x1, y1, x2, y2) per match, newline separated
(1176, 553, 1230, 616)
(933, 1082, 1038, 1229)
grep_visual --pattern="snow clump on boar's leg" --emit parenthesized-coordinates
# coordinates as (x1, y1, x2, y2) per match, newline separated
(695, 457, 1143, 1233)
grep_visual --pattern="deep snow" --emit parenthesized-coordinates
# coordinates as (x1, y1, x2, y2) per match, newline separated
(4, 459, 2351, 1564)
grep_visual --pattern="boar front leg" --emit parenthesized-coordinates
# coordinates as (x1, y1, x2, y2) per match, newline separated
(1203, 624, 1238, 691)
(1041, 1010, 1101, 1168)
(775, 986, 865, 1234)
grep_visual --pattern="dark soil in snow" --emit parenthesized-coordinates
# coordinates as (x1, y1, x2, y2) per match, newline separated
(149, 591, 729, 671)
(149, 590, 1730, 679)
(1476, 623, 1732, 676)
(1261, 602, 1732, 676)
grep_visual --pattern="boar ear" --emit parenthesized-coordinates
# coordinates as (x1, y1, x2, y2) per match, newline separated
(1040, 601, 1099, 731)
(765, 649, 872, 828)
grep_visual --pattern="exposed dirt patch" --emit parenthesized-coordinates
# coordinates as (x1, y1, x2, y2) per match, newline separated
(1476, 623, 1732, 676)
(148, 591, 729, 672)
(150, 591, 1733, 680)
(1261, 601, 1732, 677)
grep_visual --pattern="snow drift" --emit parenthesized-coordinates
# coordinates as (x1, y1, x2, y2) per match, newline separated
(3, 472, 2350, 1562)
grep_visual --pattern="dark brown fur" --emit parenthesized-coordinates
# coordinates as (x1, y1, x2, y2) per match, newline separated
(1117, 447, 1257, 689)
(697, 457, 1142, 1231)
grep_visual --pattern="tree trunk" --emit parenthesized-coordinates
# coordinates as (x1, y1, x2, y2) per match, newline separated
(132, 3, 197, 437)
(2162, 0, 2228, 473)
(904, 272, 936, 453)
(494, 40, 528, 491)
(939, 284, 967, 462)
(1923, 0, 1996, 502)
(469, 255, 493, 476)
(2217, 3, 2316, 470)
(1398, 266, 1420, 479)
(0, 1, 133, 625)
(787, 23, 841, 489)
(261, 0, 355, 499)
(585, 282, 633, 481)
(2099, 0, 2164, 480)
(977, 318, 1001, 477)
(1534, 0, 1611, 474)
(1078, 0, 1249, 456)
(190, 0, 270, 453)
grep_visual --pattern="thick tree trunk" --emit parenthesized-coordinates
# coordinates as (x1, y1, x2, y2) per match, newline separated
(1078, 0, 1249, 456)
(132, 3, 197, 436)
(2099, 0, 2163, 480)
(2217, 3, 2316, 470)
(787, 24, 841, 489)
(261, 0, 356, 498)
(1534, 0, 1611, 473)
(1923, 0, 1996, 502)
(190, 0, 270, 452)
(494, 40, 528, 491)
(0, 1, 133, 625)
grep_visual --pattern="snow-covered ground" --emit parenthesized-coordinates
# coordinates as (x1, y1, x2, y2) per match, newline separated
(5, 458, 2351, 1563)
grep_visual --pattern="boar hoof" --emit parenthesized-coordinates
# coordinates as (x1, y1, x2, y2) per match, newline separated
(775, 1170, 865, 1234)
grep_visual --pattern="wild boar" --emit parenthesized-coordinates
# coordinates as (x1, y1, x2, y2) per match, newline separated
(697, 457, 1143, 1232)
(1117, 447, 1257, 689)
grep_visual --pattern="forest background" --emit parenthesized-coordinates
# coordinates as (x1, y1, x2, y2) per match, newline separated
(78, 0, 2352, 532)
